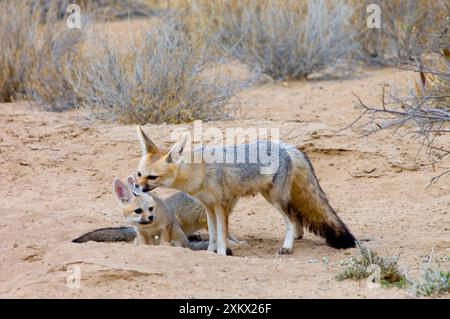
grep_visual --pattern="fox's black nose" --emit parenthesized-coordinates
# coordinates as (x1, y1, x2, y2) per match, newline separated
(148, 215, 154, 221)
(142, 185, 150, 192)
(134, 184, 139, 189)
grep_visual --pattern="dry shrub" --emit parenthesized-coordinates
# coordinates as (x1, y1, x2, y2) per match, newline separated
(0, 0, 84, 108)
(66, 16, 247, 124)
(337, 245, 407, 287)
(351, 2, 449, 182)
(1, 1, 245, 123)
(155, 0, 447, 67)
(413, 266, 450, 296)
(187, 0, 359, 80)
(415, 52, 450, 112)
(338, 245, 449, 296)
(80, 0, 155, 19)
(356, 0, 442, 63)
(0, 0, 154, 104)
(39, 0, 155, 19)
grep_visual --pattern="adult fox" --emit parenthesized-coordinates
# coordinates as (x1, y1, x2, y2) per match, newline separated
(134, 126, 356, 255)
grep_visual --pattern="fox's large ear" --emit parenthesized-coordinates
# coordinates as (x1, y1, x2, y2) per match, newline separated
(113, 178, 133, 204)
(126, 175, 141, 196)
(167, 132, 189, 164)
(136, 126, 159, 155)
(126, 175, 135, 188)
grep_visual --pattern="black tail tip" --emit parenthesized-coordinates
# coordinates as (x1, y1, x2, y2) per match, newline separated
(326, 231, 357, 249)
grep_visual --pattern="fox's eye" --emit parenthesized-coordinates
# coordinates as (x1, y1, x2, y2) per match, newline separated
(134, 208, 143, 214)
(147, 175, 159, 180)
(137, 172, 141, 177)
(149, 207, 153, 212)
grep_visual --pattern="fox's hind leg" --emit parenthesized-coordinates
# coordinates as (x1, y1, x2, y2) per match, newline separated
(293, 217, 304, 240)
(261, 190, 295, 254)
(278, 212, 295, 254)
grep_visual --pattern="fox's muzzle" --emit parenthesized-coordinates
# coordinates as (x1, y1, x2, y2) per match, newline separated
(138, 215, 154, 225)
(134, 184, 155, 193)
(135, 176, 158, 192)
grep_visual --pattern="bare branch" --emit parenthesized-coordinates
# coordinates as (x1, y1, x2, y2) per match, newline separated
(428, 169, 450, 187)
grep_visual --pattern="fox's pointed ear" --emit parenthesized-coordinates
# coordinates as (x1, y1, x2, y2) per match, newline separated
(126, 175, 141, 196)
(126, 175, 135, 188)
(136, 126, 159, 155)
(113, 178, 133, 204)
(167, 132, 189, 164)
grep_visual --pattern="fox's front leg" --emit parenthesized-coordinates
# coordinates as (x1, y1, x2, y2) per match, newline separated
(146, 236, 156, 245)
(135, 232, 155, 245)
(205, 206, 217, 252)
(159, 227, 172, 246)
(215, 205, 229, 256)
(135, 232, 145, 245)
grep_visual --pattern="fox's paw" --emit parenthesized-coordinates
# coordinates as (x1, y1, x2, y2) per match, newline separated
(214, 248, 233, 256)
(207, 243, 217, 252)
(278, 247, 293, 255)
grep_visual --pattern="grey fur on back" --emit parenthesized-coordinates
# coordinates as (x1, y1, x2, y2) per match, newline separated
(192, 141, 293, 201)
(164, 192, 205, 217)
(164, 191, 206, 235)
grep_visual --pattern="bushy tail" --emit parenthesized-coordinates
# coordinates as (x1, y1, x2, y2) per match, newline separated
(72, 227, 136, 243)
(287, 148, 356, 249)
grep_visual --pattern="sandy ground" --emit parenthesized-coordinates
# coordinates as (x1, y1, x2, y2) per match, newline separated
(0, 66, 449, 298)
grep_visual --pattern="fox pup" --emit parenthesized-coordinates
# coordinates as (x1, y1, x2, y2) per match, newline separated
(112, 176, 210, 250)
(134, 126, 356, 256)
(73, 179, 242, 247)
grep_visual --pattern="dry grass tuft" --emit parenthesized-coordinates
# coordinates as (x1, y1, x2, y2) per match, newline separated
(0, 1, 84, 109)
(336, 244, 407, 287)
(357, 0, 444, 63)
(187, 0, 359, 81)
(337, 245, 450, 296)
(413, 266, 450, 296)
(66, 15, 248, 123)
